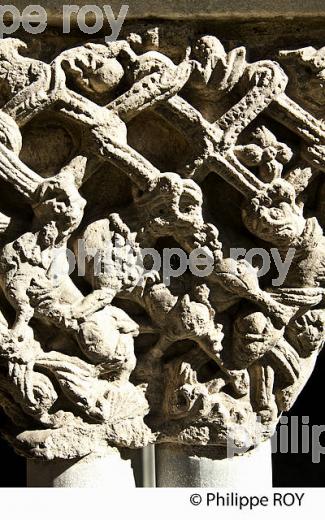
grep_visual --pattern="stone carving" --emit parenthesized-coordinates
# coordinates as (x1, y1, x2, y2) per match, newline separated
(0, 34, 323, 459)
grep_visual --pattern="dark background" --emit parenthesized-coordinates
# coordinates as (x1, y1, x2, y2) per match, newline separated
(0, 346, 324, 487)
(272, 346, 325, 486)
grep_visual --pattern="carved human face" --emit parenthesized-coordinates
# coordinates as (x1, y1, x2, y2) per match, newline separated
(242, 180, 305, 247)
(233, 311, 282, 369)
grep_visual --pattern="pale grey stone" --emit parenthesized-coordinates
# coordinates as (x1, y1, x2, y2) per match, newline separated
(27, 449, 136, 487)
(156, 441, 273, 488)
(0, 9, 323, 489)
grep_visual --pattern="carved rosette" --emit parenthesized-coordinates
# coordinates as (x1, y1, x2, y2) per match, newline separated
(0, 32, 323, 459)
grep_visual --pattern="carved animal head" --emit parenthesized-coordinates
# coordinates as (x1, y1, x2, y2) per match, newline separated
(33, 172, 86, 243)
(287, 310, 325, 357)
(242, 179, 306, 247)
(132, 172, 204, 236)
(280, 46, 325, 116)
(163, 360, 209, 419)
(78, 306, 138, 371)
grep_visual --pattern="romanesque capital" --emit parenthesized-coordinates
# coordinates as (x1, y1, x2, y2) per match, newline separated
(0, 30, 323, 460)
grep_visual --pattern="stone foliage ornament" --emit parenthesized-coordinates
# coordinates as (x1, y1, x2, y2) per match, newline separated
(0, 32, 323, 460)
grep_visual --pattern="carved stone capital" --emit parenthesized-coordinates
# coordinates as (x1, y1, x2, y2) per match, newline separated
(0, 27, 323, 460)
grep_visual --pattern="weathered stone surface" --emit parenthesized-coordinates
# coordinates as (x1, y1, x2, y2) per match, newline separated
(0, 22, 323, 462)
(6, 1, 325, 21)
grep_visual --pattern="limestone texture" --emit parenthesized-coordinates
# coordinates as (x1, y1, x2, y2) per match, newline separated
(0, 21, 323, 460)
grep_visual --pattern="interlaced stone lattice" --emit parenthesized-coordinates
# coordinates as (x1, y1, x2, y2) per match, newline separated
(0, 33, 323, 459)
